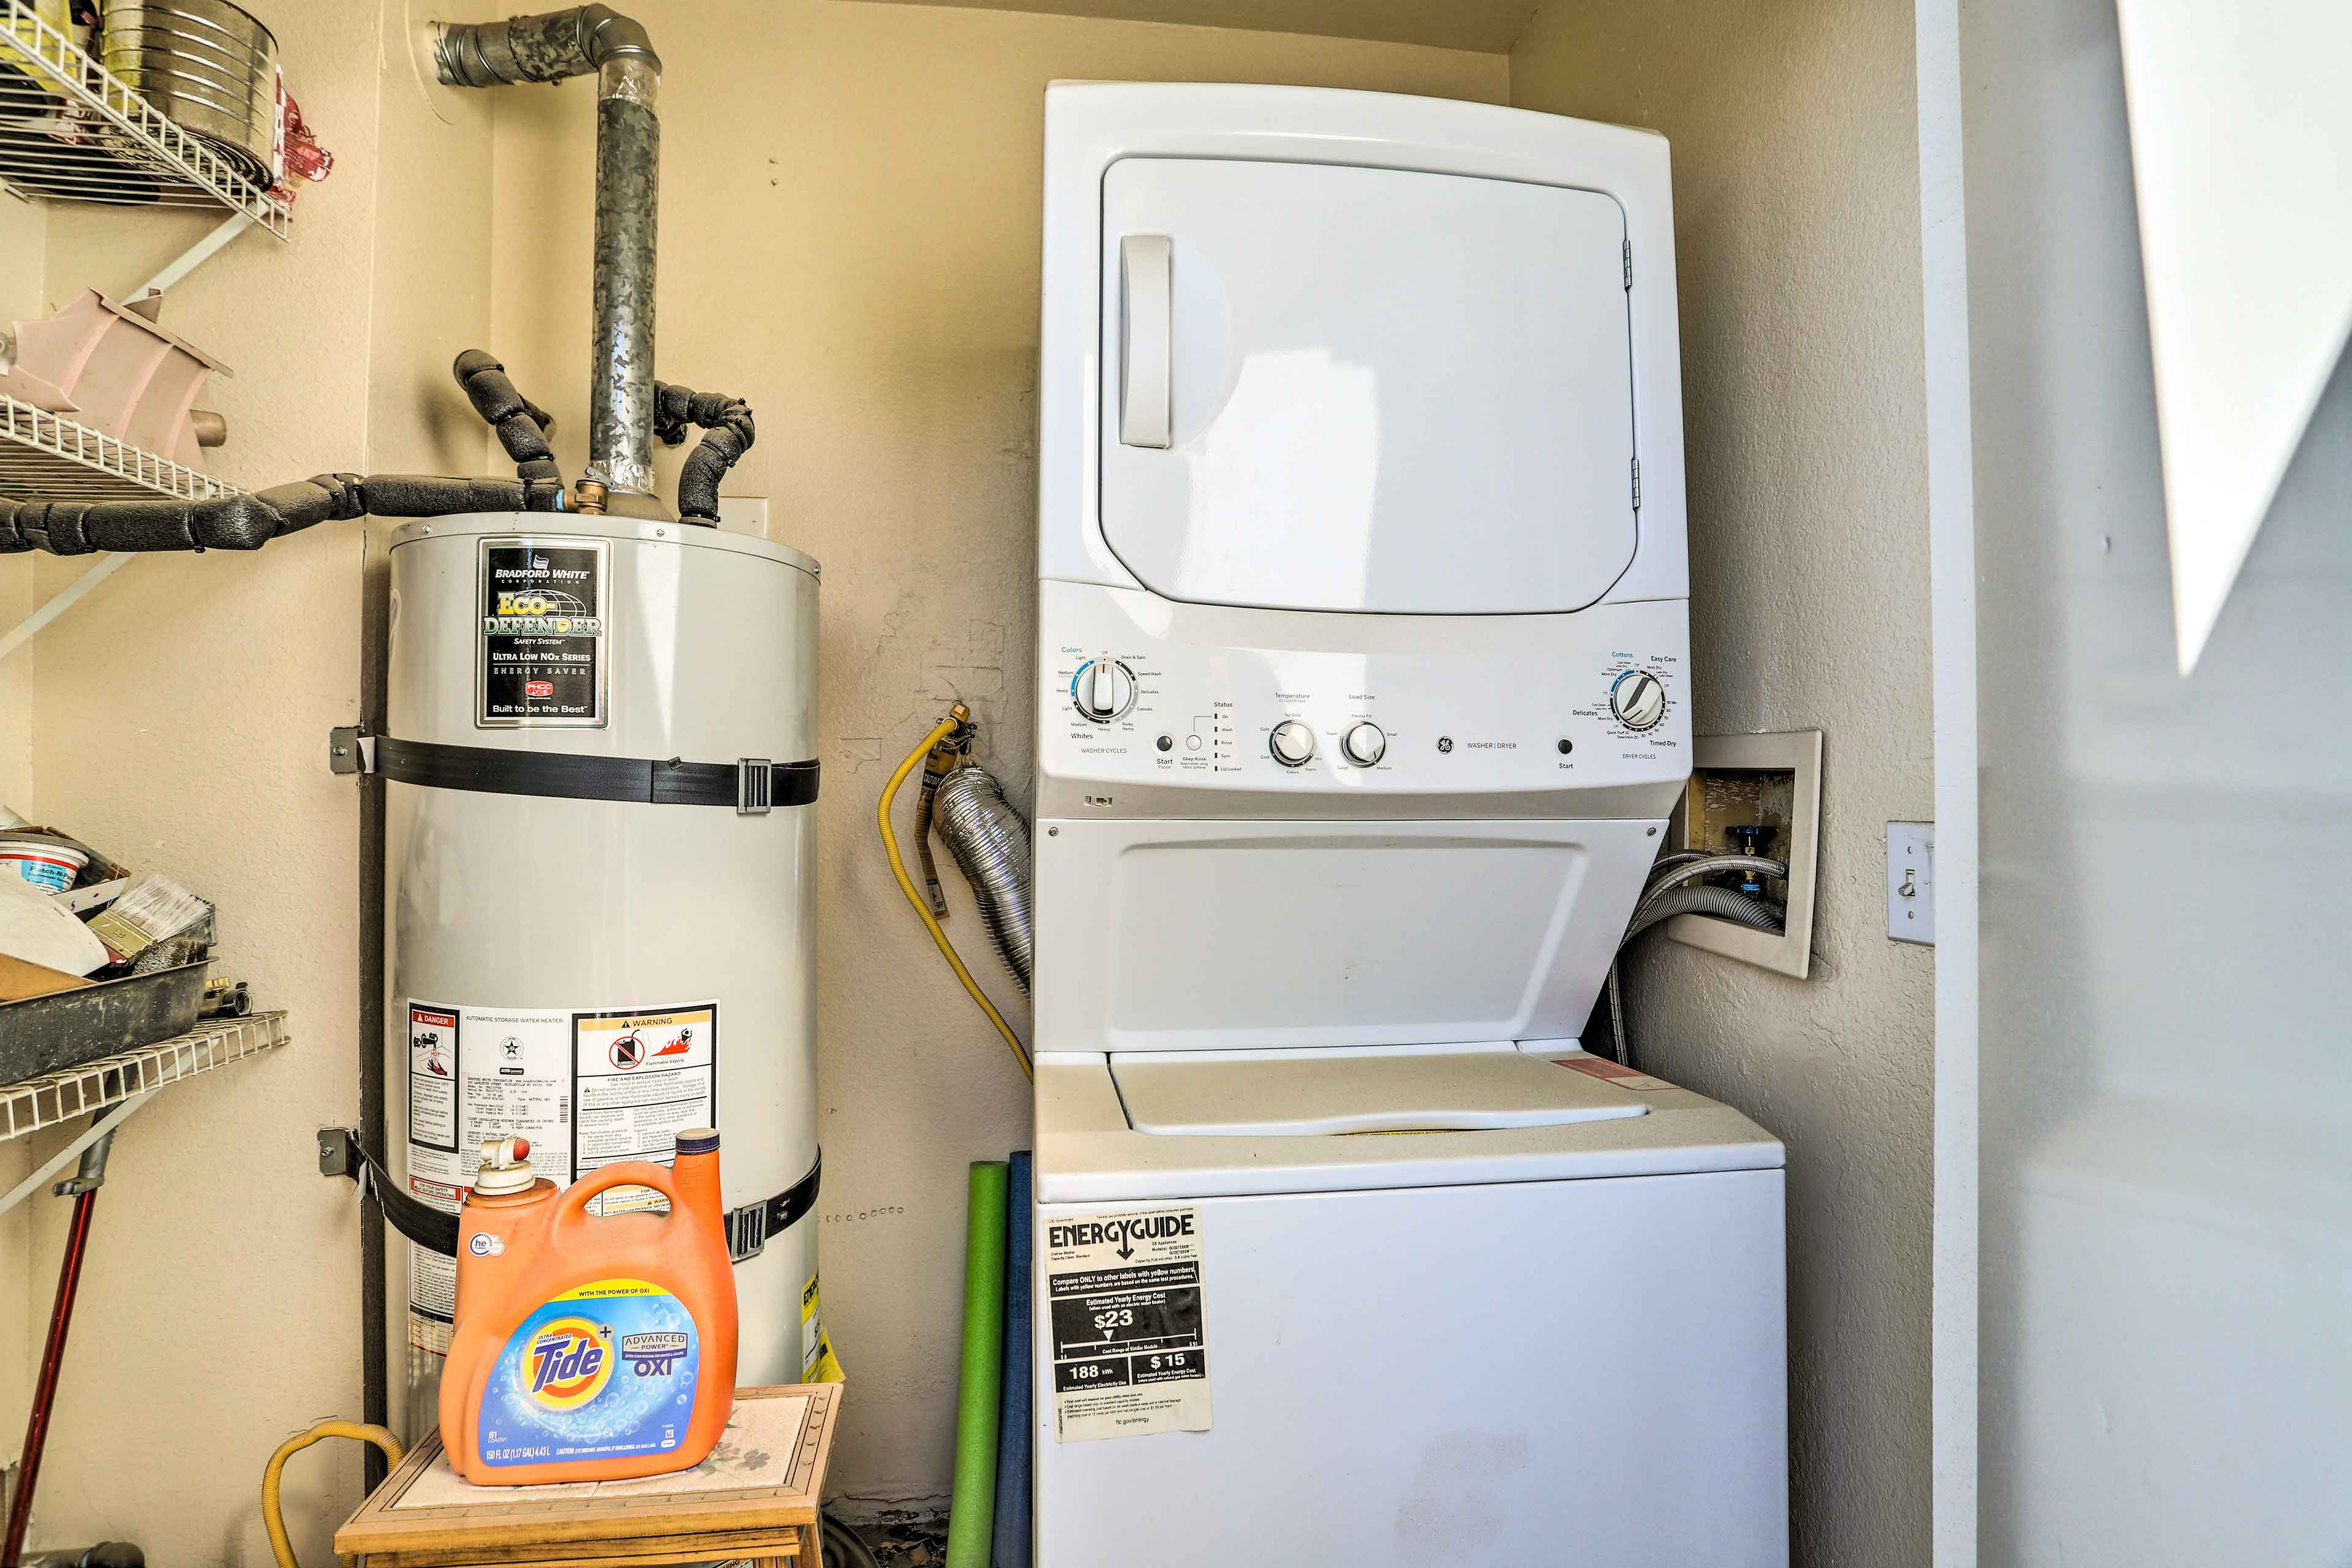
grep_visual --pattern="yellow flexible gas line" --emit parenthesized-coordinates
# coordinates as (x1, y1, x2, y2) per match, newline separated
(880, 709, 1033, 1081)
(261, 1419, 404, 1568)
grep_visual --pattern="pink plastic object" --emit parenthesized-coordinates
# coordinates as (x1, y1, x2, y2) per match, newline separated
(0, 289, 231, 470)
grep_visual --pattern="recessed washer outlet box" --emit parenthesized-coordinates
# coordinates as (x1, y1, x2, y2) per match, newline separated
(1665, 729, 1823, 979)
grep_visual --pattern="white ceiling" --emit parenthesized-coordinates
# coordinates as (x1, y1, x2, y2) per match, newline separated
(849, 0, 1540, 55)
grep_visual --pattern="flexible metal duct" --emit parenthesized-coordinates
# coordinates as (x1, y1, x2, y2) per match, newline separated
(932, 764, 1034, 993)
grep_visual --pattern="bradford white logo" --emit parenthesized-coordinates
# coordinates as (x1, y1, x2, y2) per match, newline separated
(1050, 1212, 1195, 1261)
(532, 555, 549, 570)
(524, 1319, 614, 1409)
(620, 1330, 688, 1378)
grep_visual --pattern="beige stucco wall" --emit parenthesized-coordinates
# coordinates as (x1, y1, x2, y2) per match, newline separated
(1, 6, 496, 1563)
(481, 0, 1504, 1504)
(1512, 4, 1936, 1564)
(0, 186, 43, 1520)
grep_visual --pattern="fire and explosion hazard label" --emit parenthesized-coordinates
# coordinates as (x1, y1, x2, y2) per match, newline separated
(1044, 1207, 1211, 1442)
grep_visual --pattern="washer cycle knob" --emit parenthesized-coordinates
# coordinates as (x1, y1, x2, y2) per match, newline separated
(1074, 655, 1136, 723)
(1268, 720, 1316, 767)
(1340, 722, 1387, 767)
(1609, 669, 1668, 731)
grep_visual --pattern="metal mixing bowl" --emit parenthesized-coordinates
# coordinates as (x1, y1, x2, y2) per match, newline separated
(100, 0, 278, 187)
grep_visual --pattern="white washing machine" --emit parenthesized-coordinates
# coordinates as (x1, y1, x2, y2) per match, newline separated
(1028, 84, 1787, 1566)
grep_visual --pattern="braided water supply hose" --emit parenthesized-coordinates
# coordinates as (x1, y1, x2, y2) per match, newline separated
(878, 709, 1032, 1081)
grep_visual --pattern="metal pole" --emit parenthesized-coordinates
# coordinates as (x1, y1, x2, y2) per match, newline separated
(586, 52, 660, 499)
(1, 1121, 115, 1567)
(434, 7, 665, 508)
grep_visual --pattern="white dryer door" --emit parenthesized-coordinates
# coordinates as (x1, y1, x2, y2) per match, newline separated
(1098, 157, 1637, 615)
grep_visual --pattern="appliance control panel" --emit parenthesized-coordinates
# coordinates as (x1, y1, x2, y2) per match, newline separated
(1039, 581, 1688, 796)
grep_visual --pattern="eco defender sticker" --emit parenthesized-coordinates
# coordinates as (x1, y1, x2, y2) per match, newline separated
(1044, 1206, 1210, 1442)
(477, 537, 608, 728)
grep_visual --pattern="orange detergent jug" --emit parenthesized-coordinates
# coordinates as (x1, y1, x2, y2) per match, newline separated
(439, 1129, 739, 1485)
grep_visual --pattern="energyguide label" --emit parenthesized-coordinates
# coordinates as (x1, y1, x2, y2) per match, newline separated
(1044, 1206, 1212, 1442)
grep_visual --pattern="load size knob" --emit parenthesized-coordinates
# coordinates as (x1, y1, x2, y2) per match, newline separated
(1609, 669, 1668, 731)
(1340, 722, 1386, 767)
(1268, 720, 1316, 767)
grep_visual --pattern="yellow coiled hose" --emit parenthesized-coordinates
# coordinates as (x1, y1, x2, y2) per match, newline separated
(878, 709, 1033, 1080)
(260, 1419, 404, 1568)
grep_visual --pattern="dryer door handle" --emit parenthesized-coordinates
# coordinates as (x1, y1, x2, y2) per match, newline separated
(1119, 234, 1173, 449)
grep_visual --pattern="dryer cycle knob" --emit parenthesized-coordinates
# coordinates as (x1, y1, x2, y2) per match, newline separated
(1610, 669, 1668, 731)
(1340, 722, 1386, 767)
(1268, 720, 1316, 767)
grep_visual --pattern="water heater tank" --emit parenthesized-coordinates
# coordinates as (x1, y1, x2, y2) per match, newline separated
(382, 511, 829, 1434)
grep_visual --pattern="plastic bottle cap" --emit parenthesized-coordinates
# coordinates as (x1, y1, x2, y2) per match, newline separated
(472, 1134, 536, 1196)
(674, 1128, 721, 1156)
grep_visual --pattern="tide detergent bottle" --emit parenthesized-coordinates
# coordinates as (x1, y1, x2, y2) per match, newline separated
(440, 1129, 739, 1484)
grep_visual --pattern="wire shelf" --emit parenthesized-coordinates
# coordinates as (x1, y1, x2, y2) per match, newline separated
(0, 0, 287, 235)
(0, 392, 239, 502)
(2, 1008, 285, 1142)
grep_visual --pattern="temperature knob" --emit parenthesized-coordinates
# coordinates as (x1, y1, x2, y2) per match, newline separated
(1268, 720, 1316, 767)
(1074, 655, 1136, 723)
(1609, 669, 1668, 731)
(1340, 722, 1387, 767)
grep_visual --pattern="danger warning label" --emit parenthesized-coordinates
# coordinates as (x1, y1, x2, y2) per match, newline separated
(1043, 1206, 1211, 1442)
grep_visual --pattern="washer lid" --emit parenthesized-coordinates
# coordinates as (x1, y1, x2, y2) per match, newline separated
(1112, 1044, 1646, 1136)
(1098, 156, 1637, 615)
(1033, 1050, 1784, 1204)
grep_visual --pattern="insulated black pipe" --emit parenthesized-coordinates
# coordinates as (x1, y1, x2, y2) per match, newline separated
(653, 380, 755, 523)
(0, 475, 534, 556)
(452, 349, 566, 508)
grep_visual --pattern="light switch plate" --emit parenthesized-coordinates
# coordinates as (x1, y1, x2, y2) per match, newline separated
(1887, 822, 1934, 944)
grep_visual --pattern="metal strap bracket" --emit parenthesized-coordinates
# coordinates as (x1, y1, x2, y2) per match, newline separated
(738, 756, 773, 815)
(329, 726, 377, 776)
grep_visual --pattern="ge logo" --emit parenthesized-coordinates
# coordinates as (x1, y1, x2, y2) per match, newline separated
(1436, 736, 1454, 753)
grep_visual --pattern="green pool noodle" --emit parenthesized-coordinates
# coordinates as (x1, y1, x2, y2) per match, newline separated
(946, 1159, 1010, 1568)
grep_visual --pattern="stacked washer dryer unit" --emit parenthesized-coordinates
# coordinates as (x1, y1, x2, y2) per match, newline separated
(1031, 85, 1788, 1565)
(383, 514, 827, 1434)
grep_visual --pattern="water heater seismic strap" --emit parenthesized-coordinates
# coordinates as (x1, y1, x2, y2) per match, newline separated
(374, 737, 818, 809)
(725, 1151, 822, 1263)
(335, 1132, 462, 1258)
(336, 1134, 818, 1263)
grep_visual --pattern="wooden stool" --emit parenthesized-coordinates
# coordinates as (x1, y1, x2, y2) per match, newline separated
(335, 1384, 840, 1568)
